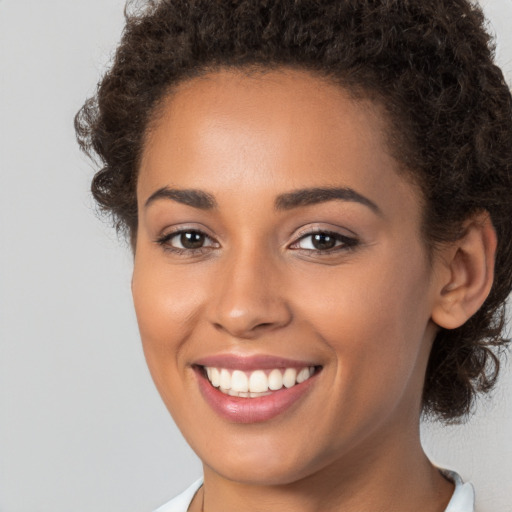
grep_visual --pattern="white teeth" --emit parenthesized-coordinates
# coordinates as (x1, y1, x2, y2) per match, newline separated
(219, 369, 231, 390)
(227, 389, 272, 398)
(250, 391, 272, 397)
(210, 368, 220, 387)
(268, 369, 283, 390)
(283, 368, 297, 388)
(296, 367, 310, 383)
(249, 370, 268, 393)
(231, 370, 249, 392)
(203, 365, 317, 397)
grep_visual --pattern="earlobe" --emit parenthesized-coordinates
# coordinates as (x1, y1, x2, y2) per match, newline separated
(431, 211, 497, 330)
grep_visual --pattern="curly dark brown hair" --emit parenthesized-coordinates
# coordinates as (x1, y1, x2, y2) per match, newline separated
(75, 0, 512, 422)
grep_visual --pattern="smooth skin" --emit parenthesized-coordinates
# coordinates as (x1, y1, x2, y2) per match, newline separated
(131, 68, 496, 512)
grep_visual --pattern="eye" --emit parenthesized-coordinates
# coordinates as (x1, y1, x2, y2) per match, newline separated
(156, 229, 218, 253)
(291, 230, 358, 253)
(174, 231, 208, 249)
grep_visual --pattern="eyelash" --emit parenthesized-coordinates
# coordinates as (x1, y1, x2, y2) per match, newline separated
(154, 228, 359, 256)
(290, 229, 359, 255)
(155, 229, 219, 256)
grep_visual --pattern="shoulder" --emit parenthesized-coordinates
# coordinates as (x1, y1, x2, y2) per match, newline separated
(153, 478, 203, 512)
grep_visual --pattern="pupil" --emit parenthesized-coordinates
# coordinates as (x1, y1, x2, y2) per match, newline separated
(180, 231, 205, 249)
(312, 233, 336, 250)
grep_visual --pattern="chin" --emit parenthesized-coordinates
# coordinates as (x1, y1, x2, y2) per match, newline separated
(195, 431, 333, 487)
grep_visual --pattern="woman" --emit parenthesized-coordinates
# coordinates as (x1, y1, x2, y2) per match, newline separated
(75, 1, 512, 510)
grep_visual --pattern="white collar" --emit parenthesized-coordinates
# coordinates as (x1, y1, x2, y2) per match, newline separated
(440, 469, 475, 512)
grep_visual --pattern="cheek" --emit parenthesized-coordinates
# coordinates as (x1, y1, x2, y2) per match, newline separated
(132, 248, 207, 341)
(294, 247, 432, 406)
(131, 251, 209, 402)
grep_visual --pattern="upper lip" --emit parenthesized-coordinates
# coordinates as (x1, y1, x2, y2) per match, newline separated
(193, 354, 320, 371)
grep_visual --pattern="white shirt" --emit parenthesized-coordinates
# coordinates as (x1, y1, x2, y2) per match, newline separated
(154, 470, 475, 512)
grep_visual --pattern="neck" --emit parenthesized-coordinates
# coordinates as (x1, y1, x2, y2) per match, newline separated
(192, 421, 454, 512)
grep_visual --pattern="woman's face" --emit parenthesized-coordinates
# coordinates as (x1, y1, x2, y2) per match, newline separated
(132, 68, 441, 484)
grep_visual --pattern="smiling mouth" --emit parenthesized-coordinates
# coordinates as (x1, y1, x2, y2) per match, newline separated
(193, 355, 323, 422)
(198, 365, 319, 398)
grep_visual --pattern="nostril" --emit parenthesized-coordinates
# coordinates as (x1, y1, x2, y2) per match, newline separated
(212, 319, 285, 339)
(255, 322, 273, 329)
(209, 299, 293, 338)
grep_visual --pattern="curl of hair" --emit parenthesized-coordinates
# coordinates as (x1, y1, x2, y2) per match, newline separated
(75, 0, 512, 422)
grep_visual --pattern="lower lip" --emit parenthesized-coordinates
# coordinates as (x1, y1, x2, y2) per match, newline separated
(195, 368, 318, 423)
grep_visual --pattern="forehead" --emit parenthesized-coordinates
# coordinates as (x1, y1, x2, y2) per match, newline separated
(139, 67, 420, 221)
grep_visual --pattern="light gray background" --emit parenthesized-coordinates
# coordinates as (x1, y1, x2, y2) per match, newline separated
(1, 1, 511, 511)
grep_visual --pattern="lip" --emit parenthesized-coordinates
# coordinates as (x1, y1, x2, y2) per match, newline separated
(193, 354, 321, 423)
(194, 353, 319, 371)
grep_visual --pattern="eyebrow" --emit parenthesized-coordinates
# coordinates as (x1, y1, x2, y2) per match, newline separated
(145, 187, 217, 210)
(275, 187, 381, 215)
(144, 185, 380, 215)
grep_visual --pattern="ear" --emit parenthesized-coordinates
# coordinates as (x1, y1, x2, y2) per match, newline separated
(431, 211, 497, 330)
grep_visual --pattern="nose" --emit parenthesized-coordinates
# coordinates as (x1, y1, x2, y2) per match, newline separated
(208, 247, 293, 339)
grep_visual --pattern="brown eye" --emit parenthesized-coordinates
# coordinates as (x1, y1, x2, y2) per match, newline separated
(292, 230, 359, 253)
(156, 229, 218, 253)
(180, 231, 206, 249)
(311, 233, 337, 250)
